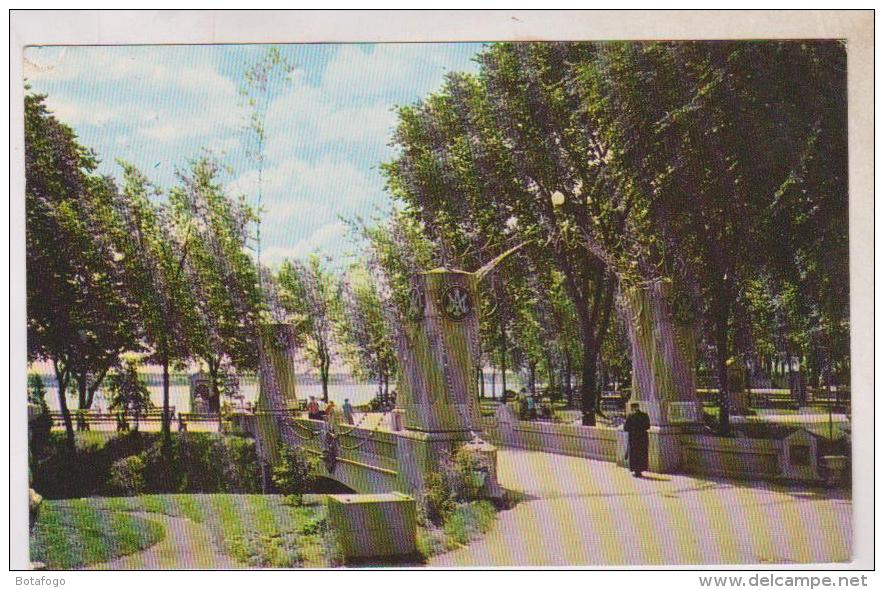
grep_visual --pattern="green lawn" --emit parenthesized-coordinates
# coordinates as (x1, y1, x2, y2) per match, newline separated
(31, 493, 502, 568)
(88, 494, 328, 567)
(30, 498, 165, 569)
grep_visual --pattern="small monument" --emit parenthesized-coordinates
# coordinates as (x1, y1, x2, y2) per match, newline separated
(326, 493, 417, 562)
(189, 372, 212, 414)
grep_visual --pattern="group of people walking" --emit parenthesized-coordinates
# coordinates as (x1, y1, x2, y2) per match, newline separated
(305, 396, 355, 426)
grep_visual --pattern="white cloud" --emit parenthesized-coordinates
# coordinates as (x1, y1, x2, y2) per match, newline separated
(261, 220, 352, 267)
(42, 95, 120, 126)
(28, 46, 241, 139)
(231, 155, 379, 219)
(137, 123, 178, 140)
(26, 46, 237, 96)
(24, 43, 483, 264)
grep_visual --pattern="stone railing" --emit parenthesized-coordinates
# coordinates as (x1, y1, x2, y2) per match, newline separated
(481, 404, 623, 463)
(482, 404, 825, 482)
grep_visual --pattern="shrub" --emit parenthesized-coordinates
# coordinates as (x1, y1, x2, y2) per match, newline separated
(449, 447, 490, 501)
(422, 471, 456, 525)
(421, 445, 491, 525)
(442, 501, 496, 547)
(31, 432, 261, 498)
(108, 456, 146, 495)
(220, 435, 262, 492)
(227, 531, 302, 568)
(271, 445, 319, 504)
(173, 433, 262, 493)
(28, 374, 53, 457)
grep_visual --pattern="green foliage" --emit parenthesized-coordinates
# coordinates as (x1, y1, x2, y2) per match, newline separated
(442, 501, 497, 548)
(25, 92, 142, 448)
(227, 531, 302, 568)
(447, 446, 491, 502)
(422, 471, 457, 526)
(107, 359, 153, 418)
(416, 500, 498, 559)
(271, 445, 319, 503)
(172, 157, 264, 405)
(336, 266, 398, 396)
(28, 373, 53, 454)
(108, 455, 146, 495)
(276, 255, 340, 401)
(382, 41, 849, 431)
(31, 432, 261, 498)
(421, 445, 491, 525)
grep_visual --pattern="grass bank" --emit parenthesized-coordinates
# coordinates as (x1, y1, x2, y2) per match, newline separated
(31, 493, 504, 568)
(30, 499, 165, 569)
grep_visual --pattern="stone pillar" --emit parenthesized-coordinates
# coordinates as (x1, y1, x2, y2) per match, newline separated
(625, 284, 702, 472)
(396, 268, 481, 436)
(394, 267, 502, 498)
(255, 323, 300, 466)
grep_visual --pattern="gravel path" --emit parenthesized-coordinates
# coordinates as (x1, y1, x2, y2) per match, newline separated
(88, 511, 238, 570)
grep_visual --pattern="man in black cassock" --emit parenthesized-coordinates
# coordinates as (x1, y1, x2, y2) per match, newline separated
(623, 402, 651, 477)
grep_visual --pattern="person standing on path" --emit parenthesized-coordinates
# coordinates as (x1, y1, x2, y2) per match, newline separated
(623, 402, 651, 477)
(325, 400, 340, 433)
(342, 398, 354, 425)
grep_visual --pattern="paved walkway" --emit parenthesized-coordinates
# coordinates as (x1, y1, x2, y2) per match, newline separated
(430, 449, 851, 567)
(89, 511, 236, 570)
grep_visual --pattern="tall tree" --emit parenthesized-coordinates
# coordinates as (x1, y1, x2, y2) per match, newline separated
(385, 44, 627, 424)
(25, 93, 140, 449)
(174, 156, 264, 411)
(337, 265, 399, 403)
(577, 40, 848, 432)
(277, 254, 340, 402)
(114, 162, 200, 454)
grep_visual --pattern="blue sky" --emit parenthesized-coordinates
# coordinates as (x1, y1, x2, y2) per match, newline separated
(24, 42, 484, 267)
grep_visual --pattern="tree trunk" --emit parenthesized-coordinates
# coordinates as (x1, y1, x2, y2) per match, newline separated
(77, 375, 88, 410)
(54, 362, 75, 452)
(491, 368, 496, 401)
(206, 356, 223, 432)
(715, 314, 731, 435)
(479, 366, 485, 399)
(207, 356, 221, 413)
(528, 361, 536, 395)
(581, 334, 598, 426)
(546, 355, 556, 401)
(565, 352, 573, 409)
(321, 356, 330, 403)
(500, 320, 508, 396)
(161, 355, 172, 457)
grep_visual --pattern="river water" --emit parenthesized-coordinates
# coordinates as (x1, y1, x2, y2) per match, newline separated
(34, 372, 519, 412)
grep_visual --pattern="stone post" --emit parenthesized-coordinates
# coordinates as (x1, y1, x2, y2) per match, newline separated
(625, 283, 702, 472)
(256, 323, 300, 466)
(395, 267, 502, 497)
(396, 268, 481, 435)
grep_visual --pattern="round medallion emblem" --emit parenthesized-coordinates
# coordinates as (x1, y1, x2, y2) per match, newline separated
(441, 285, 473, 321)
